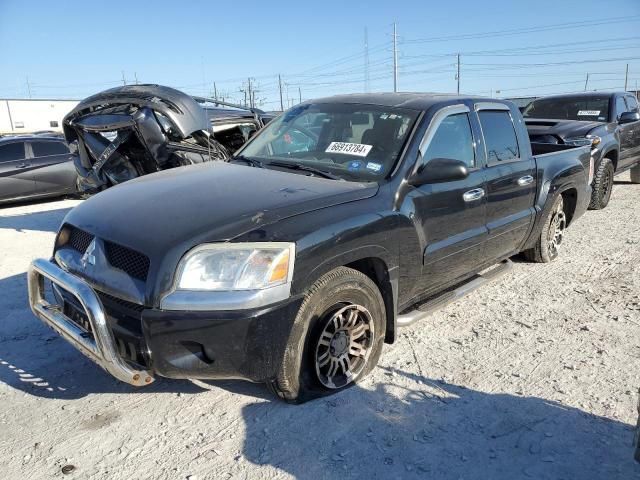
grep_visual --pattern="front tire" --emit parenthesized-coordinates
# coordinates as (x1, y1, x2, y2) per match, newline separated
(523, 194, 567, 263)
(589, 157, 615, 209)
(630, 163, 640, 184)
(268, 267, 386, 403)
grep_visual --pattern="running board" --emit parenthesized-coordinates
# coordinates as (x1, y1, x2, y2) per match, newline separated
(396, 259, 513, 327)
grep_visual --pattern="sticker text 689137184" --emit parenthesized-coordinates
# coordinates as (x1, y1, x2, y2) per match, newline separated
(325, 142, 373, 157)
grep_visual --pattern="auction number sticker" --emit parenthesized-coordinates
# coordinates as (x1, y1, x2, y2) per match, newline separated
(325, 142, 373, 157)
(577, 110, 600, 116)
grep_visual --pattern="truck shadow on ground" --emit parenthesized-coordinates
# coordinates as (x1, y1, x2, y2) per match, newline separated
(0, 206, 73, 233)
(236, 368, 638, 480)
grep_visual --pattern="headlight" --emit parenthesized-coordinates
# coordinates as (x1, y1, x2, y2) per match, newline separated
(565, 135, 601, 149)
(175, 243, 295, 291)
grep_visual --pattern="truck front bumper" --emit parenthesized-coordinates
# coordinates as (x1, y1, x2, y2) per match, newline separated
(28, 258, 303, 386)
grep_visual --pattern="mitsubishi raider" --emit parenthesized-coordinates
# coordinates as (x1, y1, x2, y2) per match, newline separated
(28, 93, 592, 403)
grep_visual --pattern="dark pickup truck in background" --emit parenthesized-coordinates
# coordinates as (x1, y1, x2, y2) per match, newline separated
(524, 91, 640, 209)
(28, 93, 591, 403)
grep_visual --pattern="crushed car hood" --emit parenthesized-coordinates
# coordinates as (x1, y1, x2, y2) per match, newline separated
(63, 84, 228, 193)
(63, 162, 378, 259)
(64, 84, 209, 139)
(525, 118, 604, 141)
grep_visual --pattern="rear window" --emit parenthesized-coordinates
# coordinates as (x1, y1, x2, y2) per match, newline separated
(523, 96, 610, 122)
(31, 141, 69, 157)
(0, 142, 25, 163)
(478, 111, 519, 163)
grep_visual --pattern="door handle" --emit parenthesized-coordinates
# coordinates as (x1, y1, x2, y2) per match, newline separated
(517, 175, 534, 186)
(463, 188, 485, 202)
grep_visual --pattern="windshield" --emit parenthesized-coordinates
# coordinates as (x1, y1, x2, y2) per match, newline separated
(236, 103, 420, 181)
(522, 96, 610, 122)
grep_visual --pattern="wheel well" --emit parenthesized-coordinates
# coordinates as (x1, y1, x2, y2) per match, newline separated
(345, 257, 395, 344)
(561, 188, 577, 225)
(604, 150, 618, 171)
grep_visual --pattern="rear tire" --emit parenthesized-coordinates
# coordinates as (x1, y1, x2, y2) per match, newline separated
(588, 157, 615, 210)
(523, 195, 566, 264)
(268, 267, 386, 404)
(630, 163, 640, 184)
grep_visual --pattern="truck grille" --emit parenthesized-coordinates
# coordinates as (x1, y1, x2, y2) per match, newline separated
(68, 226, 94, 253)
(64, 225, 150, 282)
(104, 242, 150, 281)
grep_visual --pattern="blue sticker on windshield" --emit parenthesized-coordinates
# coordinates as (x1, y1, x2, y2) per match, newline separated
(366, 162, 382, 173)
(348, 160, 363, 171)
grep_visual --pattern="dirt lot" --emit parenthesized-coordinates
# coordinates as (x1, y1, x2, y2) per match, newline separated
(1, 173, 639, 480)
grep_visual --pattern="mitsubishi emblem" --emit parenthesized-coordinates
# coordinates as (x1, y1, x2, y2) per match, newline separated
(80, 239, 96, 268)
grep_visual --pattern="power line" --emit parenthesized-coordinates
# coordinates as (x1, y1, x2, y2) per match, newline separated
(404, 15, 640, 44)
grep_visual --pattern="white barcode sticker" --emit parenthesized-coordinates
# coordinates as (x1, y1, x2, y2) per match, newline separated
(577, 110, 600, 116)
(325, 142, 373, 157)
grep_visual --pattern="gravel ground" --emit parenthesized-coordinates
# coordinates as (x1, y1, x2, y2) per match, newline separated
(1, 173, 639, 480)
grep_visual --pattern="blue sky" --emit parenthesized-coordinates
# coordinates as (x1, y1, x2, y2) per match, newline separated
(0, 0, 638, 108)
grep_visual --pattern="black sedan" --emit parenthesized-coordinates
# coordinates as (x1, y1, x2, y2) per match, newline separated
(0, 134, 78, 205)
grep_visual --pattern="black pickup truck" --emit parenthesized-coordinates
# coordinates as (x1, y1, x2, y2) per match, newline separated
(28, 93, 591, 403)
(524, 92, 640, 209)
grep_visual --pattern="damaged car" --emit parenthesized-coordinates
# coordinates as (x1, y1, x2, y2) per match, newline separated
(63, 84, 272, 193)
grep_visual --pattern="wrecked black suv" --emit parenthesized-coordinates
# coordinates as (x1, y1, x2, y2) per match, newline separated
(63, 84, 271, 193)
(29, 93, 591, 403)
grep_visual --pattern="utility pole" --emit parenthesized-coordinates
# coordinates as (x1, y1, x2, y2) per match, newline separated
(278, 74, 284, 111)
(247, 77, 253, 108)
(364, 27, 370, 93)
(213, 82, 218, 104)
(298, 87, 302, 104)
(456, 54, 461, 95)
(392, 22, 398, 93)
(26, 77, 32, 98)
(624, 63, 629, 91)
(584, 73, 590, 91)
(134, 72, 139, 85)
(121, 71, 126, 85)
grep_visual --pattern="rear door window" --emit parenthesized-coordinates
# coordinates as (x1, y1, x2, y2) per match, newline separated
(31, 141, 69, 157)
(478, 111, 519, 163)
(0, 142, 26, 163)
(423, 113, 475, 167)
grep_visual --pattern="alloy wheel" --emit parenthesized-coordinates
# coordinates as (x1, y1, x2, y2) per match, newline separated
(314, 304, 374, 389)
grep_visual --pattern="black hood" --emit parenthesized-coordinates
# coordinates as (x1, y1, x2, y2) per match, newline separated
(63, 162, 378, 258)
(525, 118, 604, 142)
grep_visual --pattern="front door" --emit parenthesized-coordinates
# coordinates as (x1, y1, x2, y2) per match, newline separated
(620, 95, 640, 169)
(477, 107, 536, 262)
(409, 107, 488, 295)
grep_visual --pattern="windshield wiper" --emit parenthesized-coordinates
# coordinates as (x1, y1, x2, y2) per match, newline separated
(268, 161, 341, 180)
(231, 155, 264, 168)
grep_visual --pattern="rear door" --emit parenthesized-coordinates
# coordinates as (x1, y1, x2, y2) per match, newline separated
(621, 95, 640, 168)
(410, 104, 488, 294)
(476, 103, 536, 262)
(27, 139, 76, 195)
(0, 141, 33, 202)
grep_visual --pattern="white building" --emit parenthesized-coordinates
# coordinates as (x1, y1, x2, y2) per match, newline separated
(0, 99, 79, 134)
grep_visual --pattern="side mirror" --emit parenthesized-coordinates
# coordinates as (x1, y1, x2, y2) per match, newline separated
(409, 158, 469, 186)
(618, 111, 640, 124)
